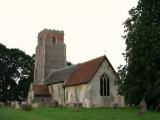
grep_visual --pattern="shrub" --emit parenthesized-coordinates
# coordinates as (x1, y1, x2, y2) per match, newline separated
(20, 104, 32, 111)
(51, 100, 59, 107)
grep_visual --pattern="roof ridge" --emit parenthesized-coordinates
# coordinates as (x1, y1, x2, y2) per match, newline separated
(65, 55, 106, 86)
(54, 64, 79, 72)
(80, 55, 105, 64)
(44, 64, 79, 85)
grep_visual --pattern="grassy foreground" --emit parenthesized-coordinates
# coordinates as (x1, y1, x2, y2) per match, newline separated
(0, 107, 160, 120)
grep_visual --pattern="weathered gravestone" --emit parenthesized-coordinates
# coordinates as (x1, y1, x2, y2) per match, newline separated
(15, 101, 20, 109)
(139, 99, 147, 114)
(0, 102, 4, 107)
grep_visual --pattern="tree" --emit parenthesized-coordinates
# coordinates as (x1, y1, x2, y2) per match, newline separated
(18, 54, 35, 100)
(67, 61, 73, 66)
(117, 0, 160, 108)
(0, 43, 34, 102)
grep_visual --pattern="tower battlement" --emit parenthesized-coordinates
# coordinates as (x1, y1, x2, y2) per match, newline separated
(38, 29, 64, 42)
(38, 29, 64, 35)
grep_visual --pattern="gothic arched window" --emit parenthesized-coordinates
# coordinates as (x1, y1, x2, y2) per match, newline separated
(100, 73, 110, 96)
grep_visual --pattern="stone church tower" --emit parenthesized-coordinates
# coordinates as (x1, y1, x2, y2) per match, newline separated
(34, 29, 66, 84)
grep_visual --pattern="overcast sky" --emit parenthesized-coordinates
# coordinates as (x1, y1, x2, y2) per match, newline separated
(0, 0, 138, 71)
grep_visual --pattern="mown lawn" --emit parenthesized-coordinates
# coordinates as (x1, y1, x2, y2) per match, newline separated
(0, 107, 160, 120)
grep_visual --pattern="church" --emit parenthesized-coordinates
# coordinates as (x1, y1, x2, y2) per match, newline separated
(28, 29, 124, 108)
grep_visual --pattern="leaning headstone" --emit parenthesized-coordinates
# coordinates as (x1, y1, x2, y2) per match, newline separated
(0, 102, 4, 107)
(139, 99, 147, 114)
(113, 103, 118, 110)
(15, 101, 20, 109)
(68, 103, 75, 108)
(11, 101, 15, 107)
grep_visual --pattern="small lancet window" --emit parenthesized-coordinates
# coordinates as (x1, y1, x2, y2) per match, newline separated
(100, 73, 110, 96)
(51, 36, 56, 44)
(39, 37, 42, 46)
(53, 59, 55, 69)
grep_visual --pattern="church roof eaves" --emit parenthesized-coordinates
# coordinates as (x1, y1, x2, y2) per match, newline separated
(44, 64, 79, 85)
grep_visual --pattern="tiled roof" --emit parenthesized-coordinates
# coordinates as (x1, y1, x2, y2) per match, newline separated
(33, 84, 50, 96)
(44, 64, 79, 85)
(65, 55, 106, 86)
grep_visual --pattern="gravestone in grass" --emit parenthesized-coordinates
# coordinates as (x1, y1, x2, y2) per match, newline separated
(15, 101, 20, 109)
(139, 100, 147, 114)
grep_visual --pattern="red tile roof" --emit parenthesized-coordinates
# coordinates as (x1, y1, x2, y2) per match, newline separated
(33, 84, 50, 96)
(65, 55, 106, 86)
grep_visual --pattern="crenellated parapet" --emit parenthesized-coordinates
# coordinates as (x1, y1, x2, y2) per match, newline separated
(38, 29, 64, 35)
(38, 29, 64, 43)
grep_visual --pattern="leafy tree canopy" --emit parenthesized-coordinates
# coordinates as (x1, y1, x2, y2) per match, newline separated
(0, 43, 34, 102)
(117, 0, 160, 108)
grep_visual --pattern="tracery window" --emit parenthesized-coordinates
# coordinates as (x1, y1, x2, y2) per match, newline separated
(100, 73, 110, 96)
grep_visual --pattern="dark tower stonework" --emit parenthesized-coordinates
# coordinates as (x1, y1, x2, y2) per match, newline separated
(34, 29, 66, 84)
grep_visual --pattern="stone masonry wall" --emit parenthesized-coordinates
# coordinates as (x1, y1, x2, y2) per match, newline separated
(48, 83, 64, 105)
(65, 84, 91, 108)
(34, 29, 66, 84)
(90, 59, 125, 107)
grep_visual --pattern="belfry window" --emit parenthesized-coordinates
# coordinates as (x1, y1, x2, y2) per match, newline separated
(39, 37, 42, 46)
(53, 60, 54, 65)
(100, 73, 110, 96)
(51, 36, 56, 44)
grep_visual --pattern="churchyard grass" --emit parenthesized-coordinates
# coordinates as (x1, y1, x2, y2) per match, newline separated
(0, 107, 160, 120)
